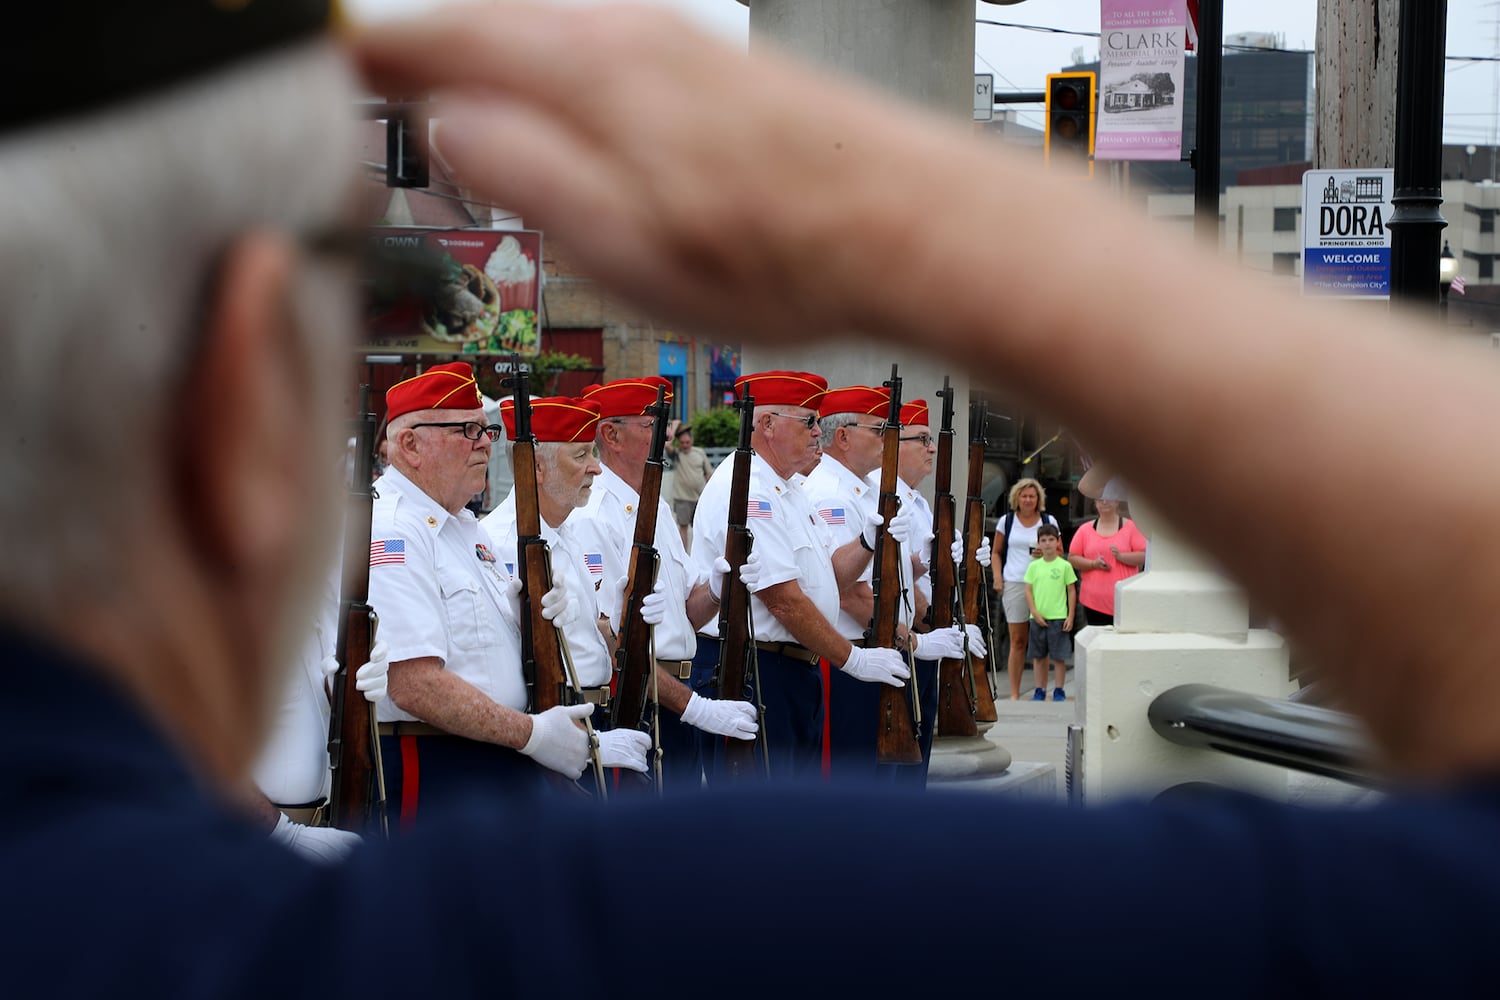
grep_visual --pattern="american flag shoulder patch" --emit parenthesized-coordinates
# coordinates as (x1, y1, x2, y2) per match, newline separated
(585, 553, 604, 575)
(747, 500, 774, 519)
(817, 506, 846, 526)
(370, 538, 406, 566)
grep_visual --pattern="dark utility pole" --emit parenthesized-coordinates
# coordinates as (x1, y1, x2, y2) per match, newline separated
(1193, 0, 1223, 244)
(1388, 1, 1449, 306)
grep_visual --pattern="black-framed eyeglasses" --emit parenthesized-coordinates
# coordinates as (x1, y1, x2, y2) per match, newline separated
(411, 421, 504, 442)
(767, 411, 818, 429)
(900, 433, 935, 447)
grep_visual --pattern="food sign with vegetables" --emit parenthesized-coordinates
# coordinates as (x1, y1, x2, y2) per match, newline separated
(363, 228, 542, 357)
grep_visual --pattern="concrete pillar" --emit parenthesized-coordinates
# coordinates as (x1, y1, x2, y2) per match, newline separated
(739, 1, 978, 496)
(1315, 0, 1398, 169)
(1075, 500, 1290, 804)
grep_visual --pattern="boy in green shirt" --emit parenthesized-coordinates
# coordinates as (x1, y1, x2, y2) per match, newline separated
(1024, 524, 1078, 702)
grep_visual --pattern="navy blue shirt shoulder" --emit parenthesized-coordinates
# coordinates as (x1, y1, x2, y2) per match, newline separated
(4, 630, 1499, 997)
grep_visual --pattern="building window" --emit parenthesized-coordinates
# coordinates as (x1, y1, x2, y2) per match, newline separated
(1272, 253, 1297, 276)
(1482, 256, 1494, 280)
(1273, 207, 1298, 232)
(1482, 210, 1495, 235)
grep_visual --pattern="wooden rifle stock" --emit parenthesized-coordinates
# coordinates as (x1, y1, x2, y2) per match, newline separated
(715, 392, 761, 778)
(328, 385, 387, 834)
(506, 357, 605, 795)
(931, 379, 980, 739)
(962, 402, 999, 722)
(872, 367, 922, 765)
(609, 386, 670, 733)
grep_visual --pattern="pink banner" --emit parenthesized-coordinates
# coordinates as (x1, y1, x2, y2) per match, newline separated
(1095, 1, 1187, 162)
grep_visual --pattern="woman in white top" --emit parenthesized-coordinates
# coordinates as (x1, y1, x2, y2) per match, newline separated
(992, 478, 1058, 700)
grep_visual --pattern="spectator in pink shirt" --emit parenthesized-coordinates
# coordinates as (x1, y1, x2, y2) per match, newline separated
(1067, 479, 1146, 626)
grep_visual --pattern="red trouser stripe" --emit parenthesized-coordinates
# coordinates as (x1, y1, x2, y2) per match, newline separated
(820, 657, 832, 781)
(399, 734, 420, 833)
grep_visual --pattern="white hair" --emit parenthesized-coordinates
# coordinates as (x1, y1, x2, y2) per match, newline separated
(818, 412, 858, 449)
(0, 43, 357, 611)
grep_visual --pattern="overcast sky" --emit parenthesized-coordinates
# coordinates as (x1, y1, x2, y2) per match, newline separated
(349, 1, 1500, 147)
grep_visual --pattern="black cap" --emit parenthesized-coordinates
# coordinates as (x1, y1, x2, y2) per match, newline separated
(6, 0, 335, 133)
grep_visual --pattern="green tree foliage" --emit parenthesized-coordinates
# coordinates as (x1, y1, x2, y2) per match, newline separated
(689, 406, 741, 449)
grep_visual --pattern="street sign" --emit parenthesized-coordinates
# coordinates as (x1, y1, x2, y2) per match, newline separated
(1301, 168, 1395, 299)
(974, 74, 993, 122)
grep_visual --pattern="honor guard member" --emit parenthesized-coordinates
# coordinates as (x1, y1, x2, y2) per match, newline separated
(806, 389, 973, 778)
(690, 370, 911, 778)
(572, 377, 759, 788)
(253, 570, 389, 858)
(370, 363, 601, 824)
(880, 399, 988, 782)
(483, 395, 654, 776)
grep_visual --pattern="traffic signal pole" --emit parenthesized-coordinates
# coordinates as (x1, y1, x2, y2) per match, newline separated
(1192, 0, 1222, 245)
(1387, 1, 1450, 307)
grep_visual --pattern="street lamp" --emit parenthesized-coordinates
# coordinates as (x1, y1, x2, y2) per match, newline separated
(1439, 240, 1458, 319)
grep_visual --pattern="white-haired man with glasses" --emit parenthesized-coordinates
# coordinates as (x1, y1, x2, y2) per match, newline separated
(369, 363, 606, 822)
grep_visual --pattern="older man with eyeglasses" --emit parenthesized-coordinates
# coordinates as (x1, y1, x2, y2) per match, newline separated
(369, 363, 604, 824)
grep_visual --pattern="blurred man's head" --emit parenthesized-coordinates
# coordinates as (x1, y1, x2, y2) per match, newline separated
(0, 8, 358, 783)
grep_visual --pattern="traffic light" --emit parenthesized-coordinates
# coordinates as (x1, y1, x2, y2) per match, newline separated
(1045, 72, 1096, 174)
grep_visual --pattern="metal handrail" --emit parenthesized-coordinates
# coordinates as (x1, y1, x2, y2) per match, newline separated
(1147, 684, 1380, 788)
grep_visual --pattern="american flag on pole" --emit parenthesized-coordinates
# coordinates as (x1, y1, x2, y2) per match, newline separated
(817, 506, 847, 526)
(747, 500, 774, 519)
(1451, 274, 1467, 296)
(585, 553, 604, 575)
(370, 539, 406, 566)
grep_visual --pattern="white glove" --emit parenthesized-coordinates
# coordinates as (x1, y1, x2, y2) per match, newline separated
(712, 550, 767, 598)
(519, 702, 595, 778)
(639, 585, 668, 627)
(912, 626, 966, 661)
(319, 640, 390, 703)
(864, 506, 927, 549)
(597, 728, 652, 772)
(270, 813, 361, 865)
(355, 639, 389, 702)
(840, 646, 910, 687)
(680, 692, 759, 740)
(974, 536, 992, 569)
(540, 578, 580, 629)
(709, 556, 730, 602)
(962, 623, 988, 658)
(950, 529, 966, 567)
(738, 548, 766, 592)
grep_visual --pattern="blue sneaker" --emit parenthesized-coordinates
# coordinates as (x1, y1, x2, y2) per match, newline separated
(1032, 687, 1047, 701)
(1052, 687, 1066, 702)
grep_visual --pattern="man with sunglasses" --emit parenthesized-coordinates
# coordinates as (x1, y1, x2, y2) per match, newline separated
(688, 371, 914, 779)
(368, 364, 605, 822)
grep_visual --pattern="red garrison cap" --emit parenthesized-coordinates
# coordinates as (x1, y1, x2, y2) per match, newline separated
(386, 362, 484, 422)
(499, 396, 602, 444)
(817, 385, 891, 419)
(581, 376, 675, 419)
(734, 370, 828, 409)
(900, 400, 930, 428)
